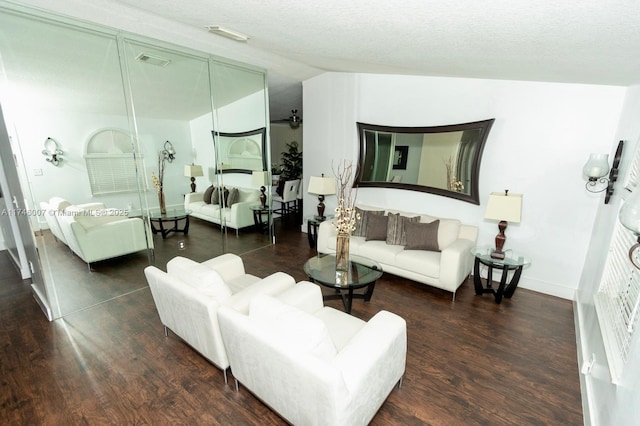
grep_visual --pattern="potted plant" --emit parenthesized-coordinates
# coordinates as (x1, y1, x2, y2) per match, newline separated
(280, 141, 303, 181)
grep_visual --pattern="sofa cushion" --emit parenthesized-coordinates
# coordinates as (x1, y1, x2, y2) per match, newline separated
(353, 207, 385, 237)
(227, 187, 240, 206)
(405, 220, 440, 251)
(386, 213, 420, 245)
(365, 213, 388, 241)
(65, 206, 127, 229)
(166, 256, 232, 301)
(250, 295, 337, 361)
(203, 185, 215, 204)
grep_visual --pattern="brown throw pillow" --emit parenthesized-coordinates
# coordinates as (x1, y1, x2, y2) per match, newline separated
(220, 188, 230, 207)
(211, 187, 220, 205)
(404, 220, 440, 251)
(365, 213, 389, 241)
(203, 185, 214, 204)
(226, 188, 240, 206)
(386, 213, 420, 245)
(353, 207, 385, 237)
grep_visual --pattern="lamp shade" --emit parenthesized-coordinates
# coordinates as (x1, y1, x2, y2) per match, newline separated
(184, 164, 203, 177)
(308, 175, 336, 195)
(583, 153, 610, 179)
(484, 192, 523, 223)
(252, 170, 268, 186)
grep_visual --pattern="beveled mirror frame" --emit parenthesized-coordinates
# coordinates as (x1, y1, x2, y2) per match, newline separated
(355, 119, 495, 205)
(212, 127, 267, 174)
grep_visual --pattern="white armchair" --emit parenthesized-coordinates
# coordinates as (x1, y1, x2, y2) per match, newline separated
(218, 281, 407, 425)
(144, 254, 296, 383)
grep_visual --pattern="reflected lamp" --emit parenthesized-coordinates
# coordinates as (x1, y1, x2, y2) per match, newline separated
(484, 190, 523, 259)
(308, 174, 336, 219)
(252, 171, 269, 208)
(184, 164, 204, 193)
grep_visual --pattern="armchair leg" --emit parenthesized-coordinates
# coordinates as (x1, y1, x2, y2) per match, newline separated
(398, 376, 403, 389)
(164, 326, 168, 337)
(223, 368, 228, 385)
(234, 378, 240, 392)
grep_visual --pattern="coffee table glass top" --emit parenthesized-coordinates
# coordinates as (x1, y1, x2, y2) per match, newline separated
(147, 207, 190, 220)
(303, 253, 382, 288)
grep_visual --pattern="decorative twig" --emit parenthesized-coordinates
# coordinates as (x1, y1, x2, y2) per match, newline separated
(332, 160, 360, 234)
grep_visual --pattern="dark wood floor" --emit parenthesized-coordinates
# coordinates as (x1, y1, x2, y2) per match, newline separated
(0, 219, 583, 425)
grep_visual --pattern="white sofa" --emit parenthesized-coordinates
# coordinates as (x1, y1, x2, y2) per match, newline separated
(317, 204, 478, 299)
(184, 187, 259, 234)
(144, 254, 296, 383)
(218, 281, 406, 425)
(42, 197, 151, 265)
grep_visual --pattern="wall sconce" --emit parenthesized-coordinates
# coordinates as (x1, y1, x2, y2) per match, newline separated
(583, 140, 624, 204)
(42, 137, 63, 166)
(161, 140, 176, 163)
(184, 164, 203, 193)
(308, 174, 337, 219)
(484, 190, 523, 259)
(619, 186, 640, 269)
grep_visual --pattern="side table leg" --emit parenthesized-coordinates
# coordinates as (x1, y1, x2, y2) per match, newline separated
(504, 265, 524, 298)
(494, 265, 510, 304)
(364, 281, 376, 301)
(473, 257, 483, 295)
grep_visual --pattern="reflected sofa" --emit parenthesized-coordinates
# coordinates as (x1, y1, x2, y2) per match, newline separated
(218, 281, 407, 425)
(144, 254, 296, 382)
(41, 197, 151, 265)
(184, 186, 259, 234)
(317, 204, 478, 299)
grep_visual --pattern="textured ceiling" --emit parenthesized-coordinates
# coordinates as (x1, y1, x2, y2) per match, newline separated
(11, 0, 640, 120)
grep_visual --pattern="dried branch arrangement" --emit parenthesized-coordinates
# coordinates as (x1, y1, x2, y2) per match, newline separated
(332, 160, 360, 234)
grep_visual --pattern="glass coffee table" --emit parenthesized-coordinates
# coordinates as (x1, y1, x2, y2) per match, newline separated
(148, 208, 190, 239)
(303, 253, 383, 314)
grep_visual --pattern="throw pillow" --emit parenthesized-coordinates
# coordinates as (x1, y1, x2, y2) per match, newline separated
(365, 213, 389, 241)
(404, 220, 440, 251)
(226, 187, 240, 206)
(203, 185, 214, 204)
(219, 187, 230, 207)
(211, 187, 220, 205)
(386, 213, 420, 245)
(353, 207, 385, 237)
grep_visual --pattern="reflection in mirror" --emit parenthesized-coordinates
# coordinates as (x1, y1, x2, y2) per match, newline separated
(213, 128, 267, 174)
(355, 119, 495, 204)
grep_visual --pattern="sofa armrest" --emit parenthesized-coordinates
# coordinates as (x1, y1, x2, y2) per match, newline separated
(229, 200, 257, 228)
(225, 272, 296, 314)
(184, 192, 205, 208)
(76, 202, 106, 210)
(439, 238, 476, 291)
(334, 310, 407, 421)
(317, 220, 337, 254)
(201, 253, 246, 281)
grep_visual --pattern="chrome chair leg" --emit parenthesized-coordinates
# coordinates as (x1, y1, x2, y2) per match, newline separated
(398, 376, 403, 389)
(234, 378, 239, 392)
(164, 326, 168, 337)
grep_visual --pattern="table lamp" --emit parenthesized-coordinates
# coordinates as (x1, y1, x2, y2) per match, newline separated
(308, 174, 336, 219)
(184, 164, 204, 192)
(252, 171, 269, 208)
(484, 190, 523, 259)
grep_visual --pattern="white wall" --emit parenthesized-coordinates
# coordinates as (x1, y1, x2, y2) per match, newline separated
(303, 72, 626, 299)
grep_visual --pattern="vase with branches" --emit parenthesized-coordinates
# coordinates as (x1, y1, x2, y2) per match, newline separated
(151, 152, 167, 214)
(332, 160, 360, 272)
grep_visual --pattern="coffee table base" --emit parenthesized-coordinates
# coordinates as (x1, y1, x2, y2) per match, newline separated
(313, 280, 376, 314)
(150, 215, 189, 239)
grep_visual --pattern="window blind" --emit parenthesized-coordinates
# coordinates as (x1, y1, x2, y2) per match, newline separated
(594, 142, 640, 383)
(85, 155, 144, 195)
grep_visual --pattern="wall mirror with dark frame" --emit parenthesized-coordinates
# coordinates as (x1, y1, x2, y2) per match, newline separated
(212, 128, 267, 174)
(355, 119, 495, 204)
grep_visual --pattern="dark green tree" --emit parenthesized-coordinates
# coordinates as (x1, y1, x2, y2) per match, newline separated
(280, 141, 302, 180)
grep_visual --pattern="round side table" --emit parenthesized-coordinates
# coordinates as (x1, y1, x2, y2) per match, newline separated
(471, 247, 530, 303)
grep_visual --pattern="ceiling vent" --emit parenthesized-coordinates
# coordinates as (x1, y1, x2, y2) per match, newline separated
(135, 53, 171, 67)
(206, 25, 249, 42)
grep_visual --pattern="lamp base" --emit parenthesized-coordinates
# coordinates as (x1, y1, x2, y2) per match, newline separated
(259, 186, 266, 208)
(490, 250, 505, 260)
(492, 220, 508, 260)
(316, 194, 326, 220)
(190, 177, 196, 193)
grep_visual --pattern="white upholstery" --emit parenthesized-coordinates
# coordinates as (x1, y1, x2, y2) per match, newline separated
(184, 187, 259, 233)
(218, 281, 407, 425)
(144, 254, 296, 377)
(46, 198, 151, 264)
(317, 204, 478, 296)
(272, 179, 300, 217)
